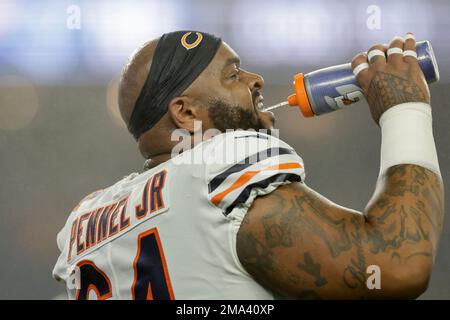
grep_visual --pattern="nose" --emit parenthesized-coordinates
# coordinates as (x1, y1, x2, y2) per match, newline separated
(245, 71, 265, 91)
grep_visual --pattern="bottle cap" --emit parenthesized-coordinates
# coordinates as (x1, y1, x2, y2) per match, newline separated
(287, 73, 315, 117)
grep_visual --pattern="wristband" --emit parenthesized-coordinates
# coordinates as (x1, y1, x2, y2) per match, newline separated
(379, 102, 441, 176)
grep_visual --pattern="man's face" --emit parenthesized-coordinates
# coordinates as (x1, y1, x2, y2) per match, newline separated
(185, 42, 275, 132)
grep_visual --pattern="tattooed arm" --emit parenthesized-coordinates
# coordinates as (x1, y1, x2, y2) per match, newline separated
(237, 166, 443, 299)
(236, 35, 444, 299)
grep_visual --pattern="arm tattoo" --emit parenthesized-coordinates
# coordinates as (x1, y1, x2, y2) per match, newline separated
(237, 164, 444, 298)
(366, 165, 443, 257)
(297, 252, 328, 287)
(342, 216, 367, 289)
(366, 70, 428, 123)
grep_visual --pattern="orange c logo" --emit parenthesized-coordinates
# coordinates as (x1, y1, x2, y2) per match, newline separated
(181, 32, 203, 50)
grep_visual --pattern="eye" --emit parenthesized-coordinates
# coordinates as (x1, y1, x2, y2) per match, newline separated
(230, 68, 240, 80)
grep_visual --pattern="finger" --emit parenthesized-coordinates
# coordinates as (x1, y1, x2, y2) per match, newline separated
(351, 52, 370, 87)
(367, 44, 387, 66)
(387, 36, 405, 65)
(403, 32, 418, 64)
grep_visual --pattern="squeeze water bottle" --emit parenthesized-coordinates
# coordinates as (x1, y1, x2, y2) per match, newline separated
(265, 41, 439, 117)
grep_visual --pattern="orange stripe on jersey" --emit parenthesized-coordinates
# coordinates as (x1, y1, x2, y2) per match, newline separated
(211, 162, 302, 206)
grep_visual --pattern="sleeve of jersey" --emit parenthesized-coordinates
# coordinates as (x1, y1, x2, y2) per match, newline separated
(205, 131, 306, 217)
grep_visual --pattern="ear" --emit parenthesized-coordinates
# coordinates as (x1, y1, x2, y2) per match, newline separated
(168, 96, 202, 133)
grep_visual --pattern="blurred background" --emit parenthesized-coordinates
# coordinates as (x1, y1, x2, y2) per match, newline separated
(0, 0, 449, 299)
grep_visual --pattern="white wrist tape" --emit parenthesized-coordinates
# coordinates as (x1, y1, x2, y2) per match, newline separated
(379, 102, 441, 176)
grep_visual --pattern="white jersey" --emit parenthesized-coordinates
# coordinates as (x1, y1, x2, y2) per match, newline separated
(53, 130, 306, 299)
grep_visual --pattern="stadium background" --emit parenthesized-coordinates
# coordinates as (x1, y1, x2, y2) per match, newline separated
(0, 0, 449, 299)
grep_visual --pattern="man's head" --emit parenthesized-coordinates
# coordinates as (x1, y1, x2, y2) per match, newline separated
(118, 31, 275, 159)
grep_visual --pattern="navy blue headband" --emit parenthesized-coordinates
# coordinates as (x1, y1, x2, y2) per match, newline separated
(128, 31, 222, 140)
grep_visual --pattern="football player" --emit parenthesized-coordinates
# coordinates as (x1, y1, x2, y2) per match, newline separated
(53, 31, 443, 299)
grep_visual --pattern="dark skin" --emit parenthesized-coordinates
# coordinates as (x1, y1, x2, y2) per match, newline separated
(119, 39, 274, 169)
(119, 33, 444, 299)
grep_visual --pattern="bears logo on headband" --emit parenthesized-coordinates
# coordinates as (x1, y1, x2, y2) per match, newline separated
(181, 32, 203, 50)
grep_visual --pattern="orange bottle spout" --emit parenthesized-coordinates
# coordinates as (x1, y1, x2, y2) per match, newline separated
(288, 73, 315, 117)
(287, 94, 298, 106)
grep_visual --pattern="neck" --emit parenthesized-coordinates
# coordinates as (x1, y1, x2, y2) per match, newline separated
(143, 153, 172, 171)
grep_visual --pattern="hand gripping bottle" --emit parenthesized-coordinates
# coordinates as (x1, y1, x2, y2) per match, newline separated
(266, 41, 439, 117)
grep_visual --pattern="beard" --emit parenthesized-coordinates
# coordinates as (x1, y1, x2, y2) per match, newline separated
(207, 98, 267, 133)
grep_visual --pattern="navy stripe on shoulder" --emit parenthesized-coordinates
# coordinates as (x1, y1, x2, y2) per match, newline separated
(208, 147, 295, 193)
(234, 133, 269, 140)
(223, 173, 302, 216)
